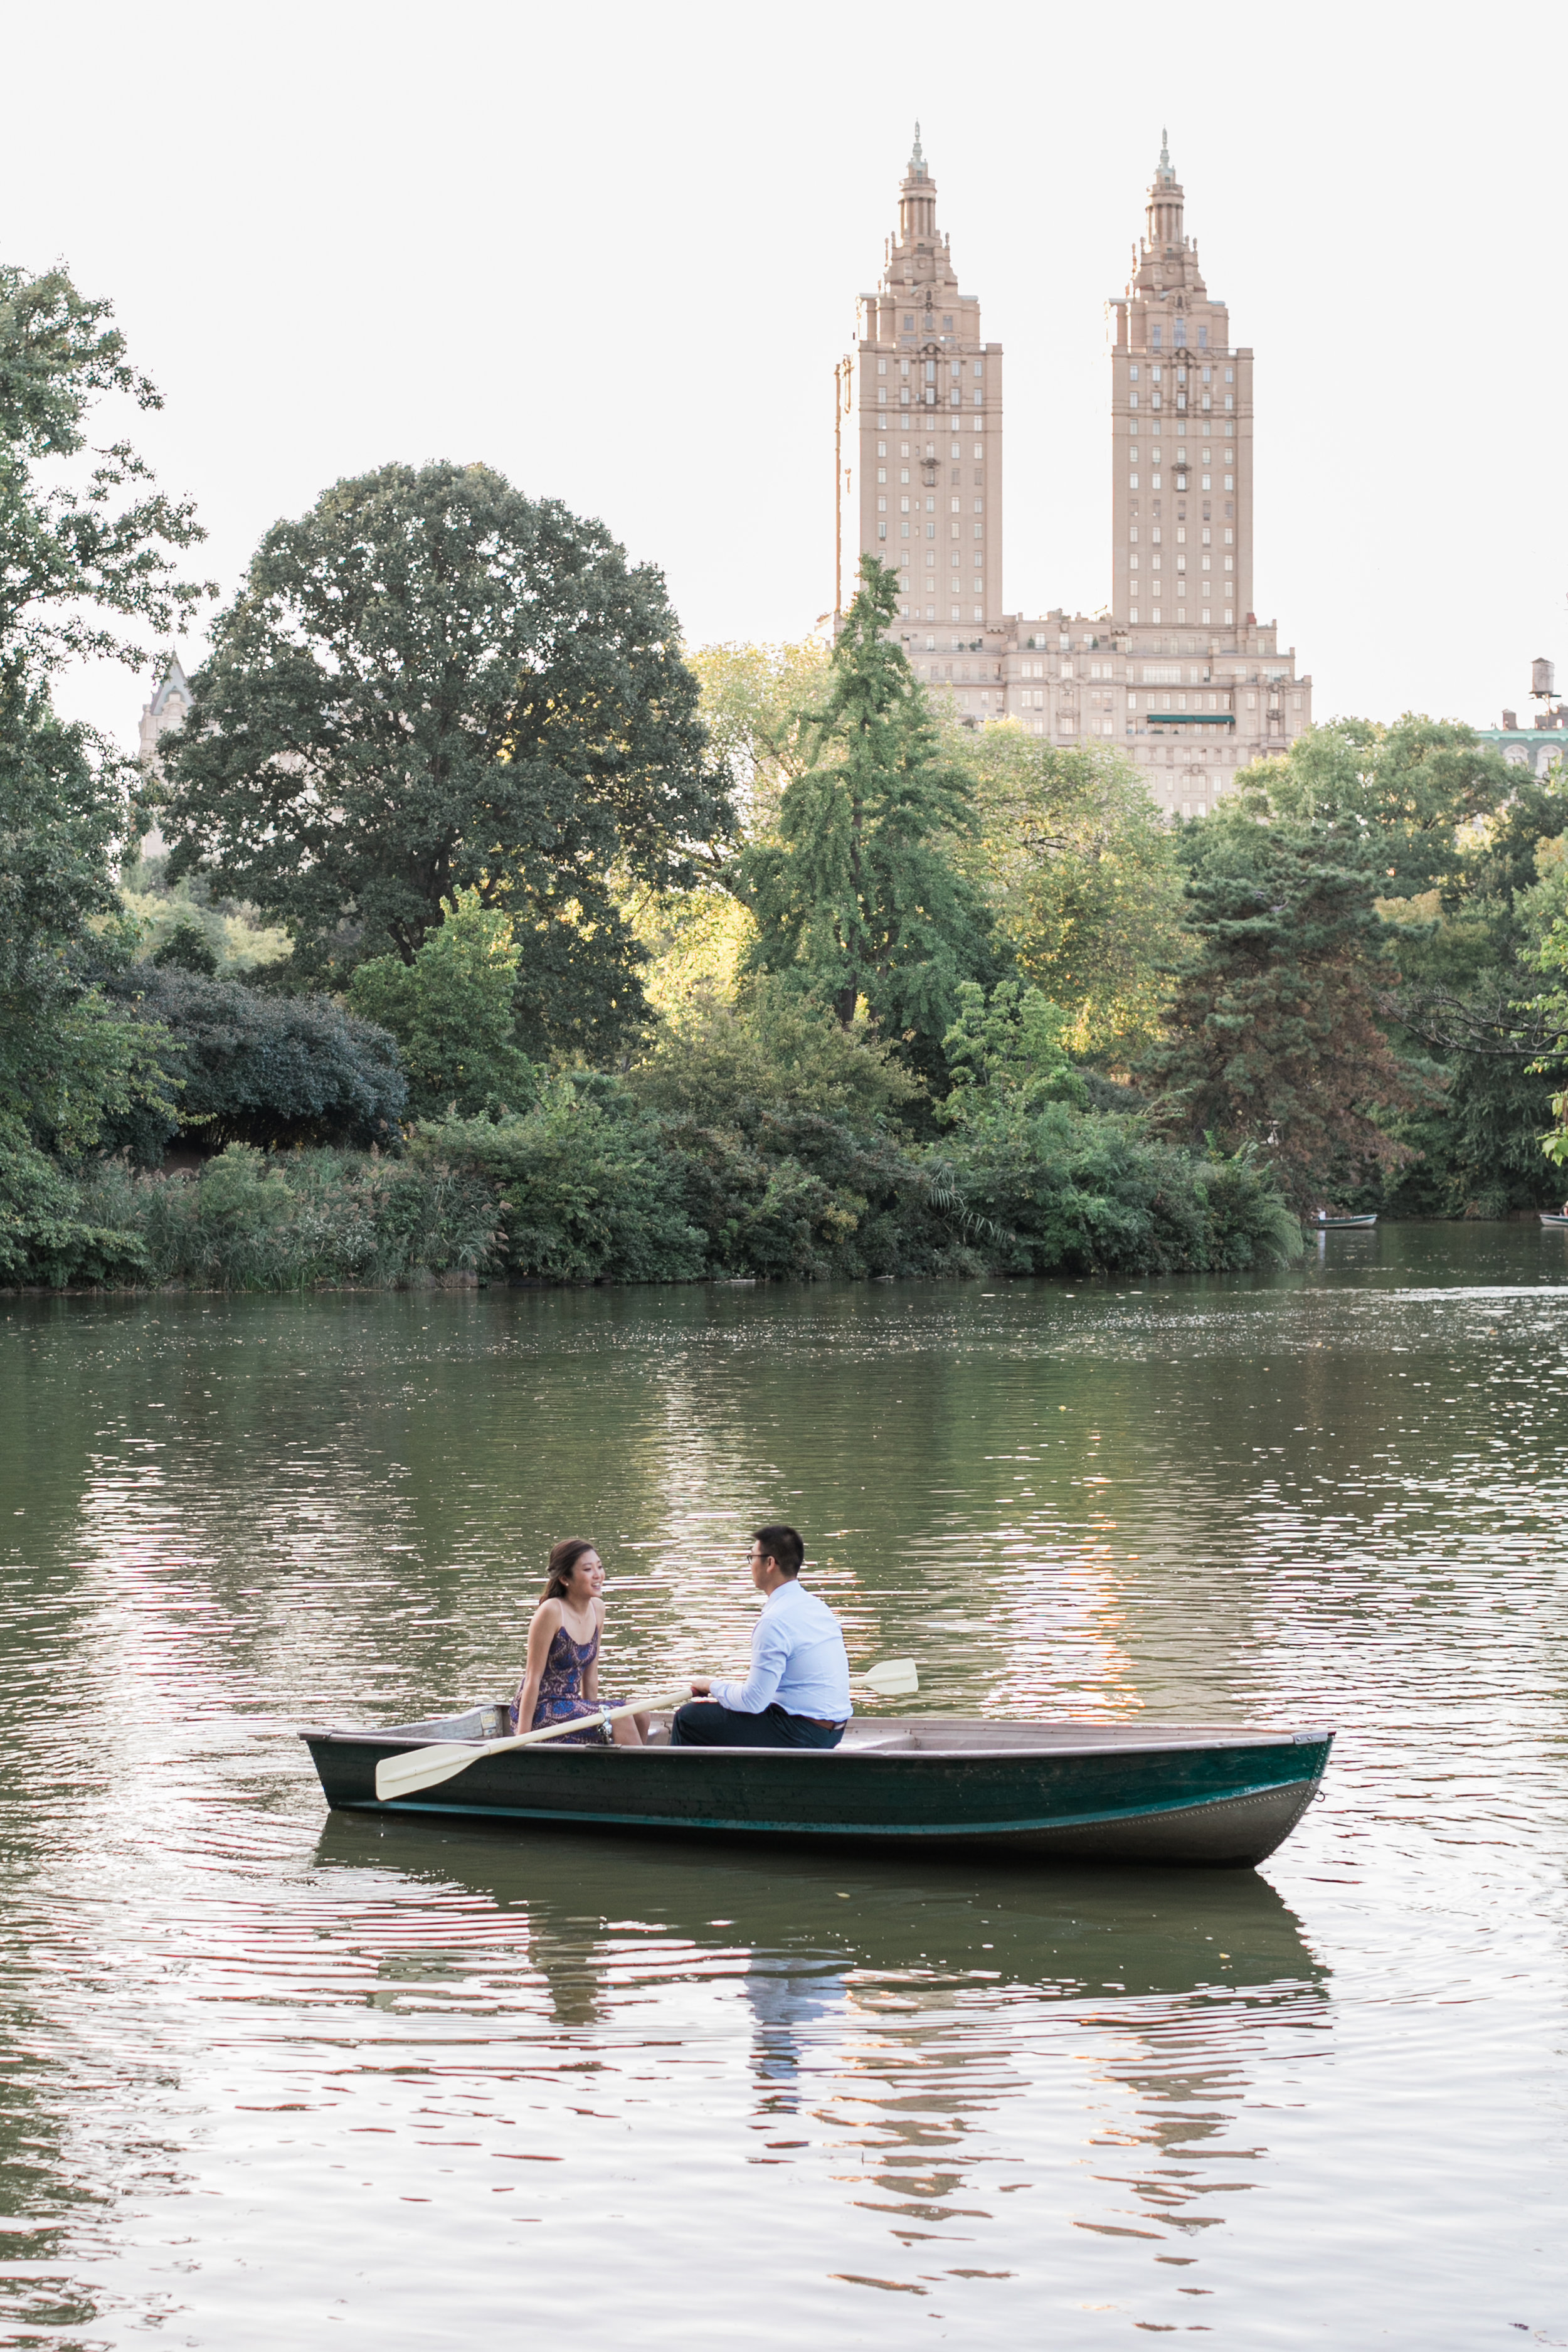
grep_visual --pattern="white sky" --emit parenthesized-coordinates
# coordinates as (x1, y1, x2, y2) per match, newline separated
(7, 0, 1564, 750)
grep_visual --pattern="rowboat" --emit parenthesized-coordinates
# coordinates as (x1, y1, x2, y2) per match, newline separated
(1540, 1212, 1568, 1228)
(1314, 1212, 1378, 1227)
(299, 1705, 1333, 1869)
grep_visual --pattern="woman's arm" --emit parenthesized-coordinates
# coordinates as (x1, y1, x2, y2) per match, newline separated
(515, 1602, 561, 1729)
(582, 1598, 606, 1704)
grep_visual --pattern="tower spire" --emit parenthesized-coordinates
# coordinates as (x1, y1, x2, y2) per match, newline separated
(1145, 131, 1184, 255)
(898, 127, 938, 247)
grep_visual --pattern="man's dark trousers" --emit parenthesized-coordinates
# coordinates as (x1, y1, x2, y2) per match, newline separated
(670, 1702, 844, 1749)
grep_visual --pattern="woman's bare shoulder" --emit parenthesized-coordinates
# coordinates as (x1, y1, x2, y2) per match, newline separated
(528, 1597, 564, 1634)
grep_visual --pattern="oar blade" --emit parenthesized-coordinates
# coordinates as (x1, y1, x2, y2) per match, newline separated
(376, 1744, 485, 1802)
(860, 1656, 919, 1697)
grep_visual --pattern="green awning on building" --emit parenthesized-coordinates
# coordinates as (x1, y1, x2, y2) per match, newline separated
(1147, 712, 1236, 726)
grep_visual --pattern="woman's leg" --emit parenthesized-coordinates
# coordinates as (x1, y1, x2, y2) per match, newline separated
(610, 1713, 644, 1747)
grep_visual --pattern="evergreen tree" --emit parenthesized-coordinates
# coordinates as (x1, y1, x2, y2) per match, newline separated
(1142, 812, 1424, 1207)
(734, 558, 992, 1069)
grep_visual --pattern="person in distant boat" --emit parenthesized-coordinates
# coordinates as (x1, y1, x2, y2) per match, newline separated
(670, 1525, 850, 1749)
(512, 1539, 648, 1746)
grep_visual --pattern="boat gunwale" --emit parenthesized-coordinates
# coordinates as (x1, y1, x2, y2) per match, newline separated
(299, 1721, 1333, 1763)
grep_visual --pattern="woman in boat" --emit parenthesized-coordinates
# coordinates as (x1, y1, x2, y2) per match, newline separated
(512, 1539, 648, 1747)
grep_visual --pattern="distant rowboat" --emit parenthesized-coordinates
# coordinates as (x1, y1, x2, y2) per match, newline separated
(1540, 1212, 1568, 1228)
(300, 1706, 1333, 1870)
(1315, 1212, 1378, 1228)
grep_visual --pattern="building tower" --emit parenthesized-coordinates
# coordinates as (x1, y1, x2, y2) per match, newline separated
(849, 127, 1004, 631)
(1106, 134, 1253, 632)
(138, 652, 192, 778)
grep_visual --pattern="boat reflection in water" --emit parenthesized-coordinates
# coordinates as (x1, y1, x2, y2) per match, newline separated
(312, 1809, 1330, 2281)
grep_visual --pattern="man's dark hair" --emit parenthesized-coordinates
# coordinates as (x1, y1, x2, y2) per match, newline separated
(754, 1524, 804, 1579)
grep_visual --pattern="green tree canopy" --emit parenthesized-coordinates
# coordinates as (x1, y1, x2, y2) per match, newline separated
(627, 978, 919, 1131)
(1141, 810, 1426, 1207)
(733, 558, 993, 1070)
(948, 726, 1182, 1061)
(938, 980, 1088, 1127)
(348, 888, 538, 1120)
(1, 258, 208, 685)
(1, 254, 205, 1195)
(94, 958, 406, 1159)
(1235, 716, 1523, 898)
(159, 460, 731, 1055)
(687, 637, 830, 838)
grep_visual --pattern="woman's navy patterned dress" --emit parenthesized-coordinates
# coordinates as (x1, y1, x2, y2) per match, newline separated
(512, 1621, 623, 1743)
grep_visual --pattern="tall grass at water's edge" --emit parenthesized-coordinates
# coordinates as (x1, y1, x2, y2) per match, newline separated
(66, 1145, 502, 1291)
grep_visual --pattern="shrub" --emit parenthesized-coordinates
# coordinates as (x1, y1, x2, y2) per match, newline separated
(347, 889, 539, 1118)
(98, 966, 406, 1158)
(150, 921, 220, 976)
(0, 1116, 146, 1287)
(627, 983, 919, 1129)
(409, 1081, 706, 1283)
(924, 1104, 1301, 1276)
(74, 1142, 502, 1290)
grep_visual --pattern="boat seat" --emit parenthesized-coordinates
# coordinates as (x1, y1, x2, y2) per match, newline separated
(841, 1732, 916, 1753)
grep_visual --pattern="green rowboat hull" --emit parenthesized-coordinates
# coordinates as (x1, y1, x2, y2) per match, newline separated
(300, 1711, 1332, 1870)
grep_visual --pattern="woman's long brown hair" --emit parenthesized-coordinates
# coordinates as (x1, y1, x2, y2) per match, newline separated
(541, 1537, 598, 1602)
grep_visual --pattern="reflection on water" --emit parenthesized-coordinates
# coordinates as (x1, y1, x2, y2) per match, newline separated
(1, 1223, 1566, 2344)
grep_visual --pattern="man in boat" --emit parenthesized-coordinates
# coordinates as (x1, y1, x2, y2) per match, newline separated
(670, 1525, 851, 1749)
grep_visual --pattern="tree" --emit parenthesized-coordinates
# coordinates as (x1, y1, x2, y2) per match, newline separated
(1241, 715, 1521, 898)
(1142, 812, 1426, 1207)
(0, 258, 208, 686)
(348, 889, 538, 1119)
(733, 558, 993, 1069)
(151, 921, 219, 976)
(687, 637, 830, 838)
(948, 726, 1183, 1061)
(1518, 832, 1568, 1173)
(1, 256, 204, 1177)
(938, 980, 1088, 1125)
(158, 461, 730, 1056)
(1223, 723, 1568, 1214)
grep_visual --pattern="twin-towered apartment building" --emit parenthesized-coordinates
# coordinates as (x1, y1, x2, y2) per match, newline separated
(845, 129, 1312, 819)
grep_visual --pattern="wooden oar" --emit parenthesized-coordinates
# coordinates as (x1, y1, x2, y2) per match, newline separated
(374, 1656, 921, 1803)
(375, 1688, 689, 1802)
(856, 1656, 918, 1697)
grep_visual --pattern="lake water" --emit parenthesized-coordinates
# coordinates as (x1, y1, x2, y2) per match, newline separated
(2, 1222, 1566, 2348)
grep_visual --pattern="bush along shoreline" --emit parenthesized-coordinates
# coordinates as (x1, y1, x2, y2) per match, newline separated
(4, 1077, 1302, 1294)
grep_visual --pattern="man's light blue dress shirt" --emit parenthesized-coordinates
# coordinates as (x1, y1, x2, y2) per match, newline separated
(709, 1579, 852, 1722)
